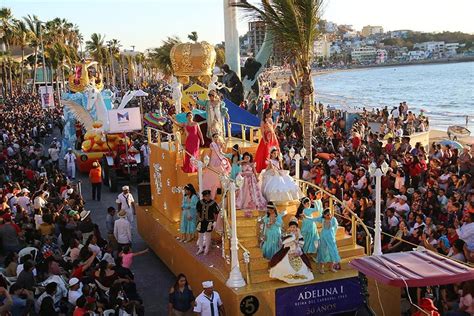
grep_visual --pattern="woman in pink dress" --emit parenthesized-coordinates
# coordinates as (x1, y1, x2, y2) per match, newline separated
(203, 133, 231, 199)
(236, 152, 267, 212)
(170, 112, 204, 173)
(255, 109, 279, 173)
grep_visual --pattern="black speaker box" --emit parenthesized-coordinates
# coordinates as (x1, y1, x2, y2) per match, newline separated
(137, 182, 152, 206)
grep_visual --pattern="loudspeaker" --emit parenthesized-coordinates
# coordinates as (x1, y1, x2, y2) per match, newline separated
(137, 182, 152, 206)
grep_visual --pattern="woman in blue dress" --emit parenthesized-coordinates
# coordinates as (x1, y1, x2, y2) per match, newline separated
(310, 209, 341, 273)
(225, 144, 241, 180)
(296, 197, 320, 255)
(262, 203, 286, 260)
(178, 183, 199, 243)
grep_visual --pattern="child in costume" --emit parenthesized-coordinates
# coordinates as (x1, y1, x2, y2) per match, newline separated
(296, 197, 320, 255)
(261, 203, 286, 259)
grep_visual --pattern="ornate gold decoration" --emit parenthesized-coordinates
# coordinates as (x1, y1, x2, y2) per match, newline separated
(153, 163, 162, 195)
(289, 256, 303, 272)
(170, 41, 216, 85)
(68, 61, 104, 92)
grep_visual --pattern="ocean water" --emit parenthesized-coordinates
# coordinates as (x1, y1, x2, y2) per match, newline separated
(313, 62, 474, 131)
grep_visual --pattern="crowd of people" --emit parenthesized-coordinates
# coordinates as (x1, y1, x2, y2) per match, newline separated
(261, 97, 473, 315)
(0, 93, 147, 315)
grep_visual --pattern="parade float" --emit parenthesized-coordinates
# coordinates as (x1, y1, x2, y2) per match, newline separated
(61, 60, 140, 178)
(135, 36, 385, 316)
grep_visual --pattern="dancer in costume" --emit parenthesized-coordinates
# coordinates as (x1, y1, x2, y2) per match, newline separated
(178, 184, 199, 243)
(202, 133, 231, 199)
(296, 197, 320, 255)
(235, 152, 267, 211)
(269, 219, 314, 284)
(261, 203, 286, 259)
(196, 190, 220, 255)
(169, 112, 204, 173)
(261, 148, 303, 203)
(307, 209, 341, 273)
(255, 109, 279, 173)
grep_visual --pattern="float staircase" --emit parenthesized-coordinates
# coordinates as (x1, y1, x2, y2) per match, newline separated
(227, 208, 366, 285)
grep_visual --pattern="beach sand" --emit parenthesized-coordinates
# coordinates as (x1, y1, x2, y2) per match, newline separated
(429, 129, 473, 146)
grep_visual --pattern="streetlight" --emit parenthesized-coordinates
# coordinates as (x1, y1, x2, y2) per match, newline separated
(288, 147, 307, 179)
(223, 174, 246, 288)
(368, 161, 389, 256)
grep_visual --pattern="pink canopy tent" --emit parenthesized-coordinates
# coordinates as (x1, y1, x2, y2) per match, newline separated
(349, 250, 474, 288)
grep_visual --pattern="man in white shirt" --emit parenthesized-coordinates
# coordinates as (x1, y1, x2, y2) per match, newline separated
(140, 141, 150, 167)
(48, 144, 60, 169)
(194, 281, 225, 316)
(64, 148, 76, 180)
(114, 210, 132, 248)
(389, 195, 410, 216)
(17, 189, 32, 215)
(67, 277, 82, 306)
(353, 168, 368, 191)
(116, 186, 136, 224)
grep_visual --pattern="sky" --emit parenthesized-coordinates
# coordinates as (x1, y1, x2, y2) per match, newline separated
(4, 0, 473, 51)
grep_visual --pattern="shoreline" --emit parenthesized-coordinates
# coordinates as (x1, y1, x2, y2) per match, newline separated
(429, 129, 473, 146)
(312, 56, 474, 76)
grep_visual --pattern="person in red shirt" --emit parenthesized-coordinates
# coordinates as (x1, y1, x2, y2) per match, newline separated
(351, 132, 361, 152)
(71, 252, 97, 280)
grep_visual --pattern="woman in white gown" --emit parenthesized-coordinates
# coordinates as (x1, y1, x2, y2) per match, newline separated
(269, 219, 314, 284)
(260, 148, 303, 203)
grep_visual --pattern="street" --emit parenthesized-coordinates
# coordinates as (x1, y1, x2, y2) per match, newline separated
(76, 171, 175, 315)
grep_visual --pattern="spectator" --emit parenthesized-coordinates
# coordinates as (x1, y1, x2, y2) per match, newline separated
(114, 210, 132, 249)
(168, 273, 195, 316)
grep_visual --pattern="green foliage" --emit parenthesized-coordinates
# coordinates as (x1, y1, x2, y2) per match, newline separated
(147, 36, 181, 76)
(187, 31, 198, 43)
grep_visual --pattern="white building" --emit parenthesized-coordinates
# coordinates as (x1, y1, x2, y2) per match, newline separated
(390, 30, 409, 39)
(376, 49, 388, 64)
(314, 35, 331, 60)
(413, 41, 445, 58)
(361, 25, 384, 37)
(351, 46, 377, 64)
(325, 21, 338, 33)
(445, 43, 460, 57)
(407, 51, 429, 61)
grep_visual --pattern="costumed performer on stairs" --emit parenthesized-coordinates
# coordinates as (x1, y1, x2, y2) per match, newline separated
(269, 218, 314, 284)
(169, 112, 204, 173)
(260, 147, 303, 203)
(235, 152, 267, 212)
(255, 109, 279, 173)
(296, 197, 320, 256)
(305, 209, 341, 273)
(261, 202, 286, 260)
(196, 190, 220, 256)
(202, 133, 231, 200)
(178, 184, 199, 243)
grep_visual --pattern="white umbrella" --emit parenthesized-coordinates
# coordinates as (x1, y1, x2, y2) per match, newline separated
(135, 89, 148, 97)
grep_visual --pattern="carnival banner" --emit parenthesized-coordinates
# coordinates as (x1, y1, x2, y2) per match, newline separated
(39, 86, 54, 108)
(181, 83, 208, 112)
(275, 277, 363, 316)
(108, 107, 142, 133)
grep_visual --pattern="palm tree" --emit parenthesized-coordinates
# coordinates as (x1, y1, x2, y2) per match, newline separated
(24, 14, 41, 92)
(86, 33, 107, 73)
(233, 0, 324, 160)
(12, 19, 32, 90)
(1, 7, 14, 95)
(134, 52, 145, 85)
(148, 36, 180, 77)
(107, 38, 121, 87)
(187, 31, 198, 43)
